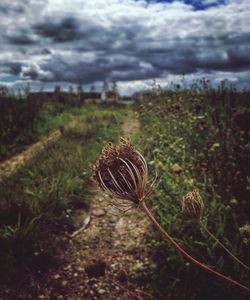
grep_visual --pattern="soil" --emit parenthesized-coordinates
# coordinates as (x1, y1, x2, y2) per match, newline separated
(0, 114, 157, 300)
(0, 129, 61, 181)
(0, 116, 86, 181)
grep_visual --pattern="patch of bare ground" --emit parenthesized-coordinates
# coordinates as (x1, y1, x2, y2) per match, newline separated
(0, 117, 82, 181)
(35, 114, 156, 300)
(0, 130, 61, 181)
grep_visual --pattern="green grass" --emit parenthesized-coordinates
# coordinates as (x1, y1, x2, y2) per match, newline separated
(0, 104, 129, 292)
(136, 85, 250, 300)
(0, 96, 82, 161)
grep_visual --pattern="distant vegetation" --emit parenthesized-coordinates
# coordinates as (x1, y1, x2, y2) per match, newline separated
(136, 80, 250, 299)
(0, 81, 126, 161)
(0, 87, 82, 160)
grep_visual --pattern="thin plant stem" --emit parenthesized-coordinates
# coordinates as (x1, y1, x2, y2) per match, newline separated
(200, 221, 250, 271)
(141, 201, 250, 294)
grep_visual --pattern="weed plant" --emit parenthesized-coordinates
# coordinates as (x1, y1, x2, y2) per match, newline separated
(136, 82, 250, 299)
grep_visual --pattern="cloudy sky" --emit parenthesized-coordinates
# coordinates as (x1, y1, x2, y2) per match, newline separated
(0, 0, 249, 95)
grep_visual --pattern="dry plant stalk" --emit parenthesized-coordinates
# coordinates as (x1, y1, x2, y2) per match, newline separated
(92, 138, 250, 294)
(182, 190, 250, 271)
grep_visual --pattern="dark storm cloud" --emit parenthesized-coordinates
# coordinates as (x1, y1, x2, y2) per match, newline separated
(0, 3, 25, 14)
(39, 48, 52, 55)
(33, 16, 83, 43)
(135, 32, 250, 74)
(0, 62, 23, 75)
(37, 55, 145, 83)
(3, 31, 37, 45)
(0, 0, 249, 93)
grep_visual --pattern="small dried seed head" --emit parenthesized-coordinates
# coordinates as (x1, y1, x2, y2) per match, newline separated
(92, 138, 158, 209)
(239, 224, 250, 245)
(182, 190, 204, 219)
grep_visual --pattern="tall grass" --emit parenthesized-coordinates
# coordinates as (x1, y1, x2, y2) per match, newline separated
(0, 93, 81, 161)
(0, 104, 129, 297)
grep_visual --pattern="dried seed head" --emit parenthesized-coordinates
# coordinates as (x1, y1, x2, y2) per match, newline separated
(182, 190, 204, 219)
(239, 224, 250, 245)
(92, 138, 158, 210)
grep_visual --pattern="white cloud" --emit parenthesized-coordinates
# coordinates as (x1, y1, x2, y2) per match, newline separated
(21, 62, 54, 81)
(0, 0, 249, 93)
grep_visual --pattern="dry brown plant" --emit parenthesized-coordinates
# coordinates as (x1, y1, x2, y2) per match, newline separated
(92, 138, 250, 294)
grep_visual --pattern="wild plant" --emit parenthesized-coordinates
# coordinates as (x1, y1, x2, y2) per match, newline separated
(92, 138, 250, 294)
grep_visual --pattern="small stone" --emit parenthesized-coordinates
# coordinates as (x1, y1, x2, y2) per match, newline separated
(64, 264, 72, 271)
(115, 218, 127, 234)
(76, 266, 85, 272)
(61, 280, 68, 287)
(38, 295, 45, 299)
(92, 209, 106, 217)
(53, 274, 60, 279)
(149, 263, 157, 270)
(98, 289, 106, 295)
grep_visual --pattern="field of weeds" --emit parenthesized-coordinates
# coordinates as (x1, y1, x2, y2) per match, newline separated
(0, 84, 249, 299)
(136, 83, 250, 299)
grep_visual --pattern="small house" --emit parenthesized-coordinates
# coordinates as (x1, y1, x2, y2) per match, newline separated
(79, 92, 102, 103)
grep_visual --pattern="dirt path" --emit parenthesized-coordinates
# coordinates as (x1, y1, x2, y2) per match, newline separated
(0, 130, 61, 181)
(34, 114, 156, 300)
(122, 115, 140, 136)
(0, 113, 140, 182)
(0, 115, 84, 181)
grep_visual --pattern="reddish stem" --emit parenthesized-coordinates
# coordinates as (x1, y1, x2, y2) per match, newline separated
(141, 201, 250, 294)
(200, 221, 250, 271)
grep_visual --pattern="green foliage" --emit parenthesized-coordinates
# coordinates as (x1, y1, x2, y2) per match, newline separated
(0, 104, 128, 289)
(0, 93, 83, 160)
(136, 83, 250, 299)
(0, 95, 43, 159)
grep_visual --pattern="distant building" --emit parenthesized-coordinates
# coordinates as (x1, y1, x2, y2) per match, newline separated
(106, 91, 119, 102)
(121, 96, 132, 101)
(79, 92, 102, 103)
(26, 90, 123, 105)
(81, 90, 120, 103)
(120, 95, 135, 105)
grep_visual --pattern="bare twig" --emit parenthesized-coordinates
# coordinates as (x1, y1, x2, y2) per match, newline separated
(70, 215, 91, 238)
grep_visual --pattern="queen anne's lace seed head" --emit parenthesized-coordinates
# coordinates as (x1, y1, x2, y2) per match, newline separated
(92, 138, 158, 211)
(182, 190, 204, 220)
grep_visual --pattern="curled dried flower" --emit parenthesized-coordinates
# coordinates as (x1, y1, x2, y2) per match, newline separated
(92, 138, 158, 211)
(182, 190, 204, 219)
